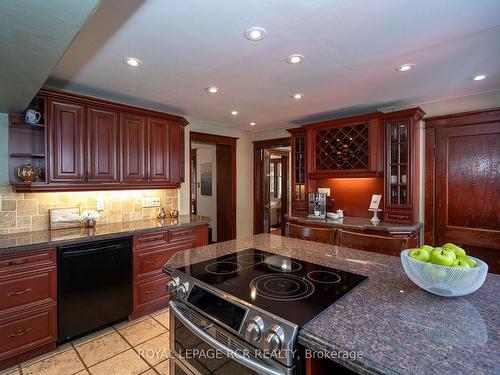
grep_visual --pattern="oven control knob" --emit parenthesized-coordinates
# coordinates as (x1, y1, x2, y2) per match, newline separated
(265, 325, 285, 352)
(176, 282, 190, 299)
(166, 277, 180, 294)
(245, 316, 264, 342)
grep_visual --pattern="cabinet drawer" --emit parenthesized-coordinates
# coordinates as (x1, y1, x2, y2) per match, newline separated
(0, 269, 56, 313)
(137, 277, 168, 305)
(135, 248, 177, 279)
(386, 212, 410, 222)
(134, 231, 169, 251)
(134, 239, 196, 279)
(169, 227, 196, 243)
(0, 249, 55, 275)
(0, 308, 56, 358)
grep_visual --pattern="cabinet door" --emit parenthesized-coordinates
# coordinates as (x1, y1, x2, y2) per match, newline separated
(168, 121, 184, 183)
(120, 113, 147, 183)
(48, 100, 86, 183)
(87, 107, 119, 183)
(148, 118, 170, 183)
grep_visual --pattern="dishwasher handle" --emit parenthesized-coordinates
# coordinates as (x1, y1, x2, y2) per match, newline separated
(60, 243, 129, 258)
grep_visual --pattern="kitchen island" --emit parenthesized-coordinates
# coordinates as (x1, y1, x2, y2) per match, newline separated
(165, 234, 499, 375)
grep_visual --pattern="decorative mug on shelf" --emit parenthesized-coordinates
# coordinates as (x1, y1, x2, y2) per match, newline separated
(170, 209, 179, 218)
(17, 163, 40, 183)
(25, 109, 42, 124)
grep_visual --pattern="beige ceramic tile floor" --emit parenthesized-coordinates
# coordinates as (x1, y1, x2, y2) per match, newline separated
(1, 309, 171, 375)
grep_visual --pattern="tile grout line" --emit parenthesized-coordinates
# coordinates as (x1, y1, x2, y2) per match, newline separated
(70, 342, 91, 374)
(112, 325, 158, 374)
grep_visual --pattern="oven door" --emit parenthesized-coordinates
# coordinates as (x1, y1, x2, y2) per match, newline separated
(169, 300, 294, 375)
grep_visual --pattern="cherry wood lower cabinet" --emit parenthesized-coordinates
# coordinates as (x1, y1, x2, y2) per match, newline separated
(0, 248, 57, 371)
(131, 225, 208, 319)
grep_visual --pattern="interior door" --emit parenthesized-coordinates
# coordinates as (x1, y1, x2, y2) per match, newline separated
(435, 122, 500, 272)
(262, 150, 271, 233)
(216, 144, 236, 242)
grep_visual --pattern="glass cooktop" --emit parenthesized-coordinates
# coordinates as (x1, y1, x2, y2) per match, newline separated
(177, 248, 368, 327)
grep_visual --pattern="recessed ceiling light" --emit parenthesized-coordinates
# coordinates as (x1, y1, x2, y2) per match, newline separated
(124, 57, 142, 67)
(250, 122, 256, 126)
(231, 110, 239, 116)
(286, 54, 304, 64)
(205, 86, 219, 94)
(244, 27, 266, 41)
(396, 63, 415, 72)
(292, 93, 304, 100)
(472, 74, 487, 81)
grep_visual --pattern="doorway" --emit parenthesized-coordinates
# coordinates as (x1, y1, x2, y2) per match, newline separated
(190, 132, 237, 243)
(253, 138, 291, 235)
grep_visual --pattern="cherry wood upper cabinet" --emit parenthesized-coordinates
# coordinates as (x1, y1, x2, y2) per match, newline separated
(305, 115, 384, 178)
(87, 107, 119, 183)
(120, 113, 147, 183)
(168, 121, 184, 183)
(148, 118, 170, 183)
(48, 100, 86, 183)
(11, 88, 187, 192)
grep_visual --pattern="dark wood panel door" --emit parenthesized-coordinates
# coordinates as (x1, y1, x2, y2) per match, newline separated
(120, 113, 147, 183)
(435, 122, 500, 272)
(87, 107, 119, 183)
(168, 121, 183, 183)
(48, 100, 85, 183)
(148, 118, 170, 183)
(216, 144, 236, 242)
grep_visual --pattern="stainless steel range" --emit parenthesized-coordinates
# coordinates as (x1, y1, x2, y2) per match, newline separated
(163, 248, 367, 375)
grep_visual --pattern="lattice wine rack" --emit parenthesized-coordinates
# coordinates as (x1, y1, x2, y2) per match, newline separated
(315, 123, 369, 170)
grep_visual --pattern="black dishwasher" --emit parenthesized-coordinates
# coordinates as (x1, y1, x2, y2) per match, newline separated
(58, 238, 132, 343)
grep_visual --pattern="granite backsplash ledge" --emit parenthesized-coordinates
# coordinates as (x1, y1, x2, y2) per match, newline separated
(0, 184, 179, 234)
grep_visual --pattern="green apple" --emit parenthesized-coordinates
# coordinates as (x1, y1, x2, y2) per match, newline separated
(430, 248, 455, 266)
(420, 245, 434, 254)
(443, 243, 466, 258)
(457, 255, 477, 268)
(408, 248, 430, 262)
(423, 263, 447, 282)
(451, 258, 470, 269)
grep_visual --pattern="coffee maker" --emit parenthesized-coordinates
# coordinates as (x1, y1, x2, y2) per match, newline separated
(308, 193, 327, 219)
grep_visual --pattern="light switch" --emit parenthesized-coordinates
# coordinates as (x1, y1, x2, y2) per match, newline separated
(96, 195, 104, 211)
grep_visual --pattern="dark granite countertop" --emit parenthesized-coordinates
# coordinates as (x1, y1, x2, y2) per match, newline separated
(165, 234, 499, 375)
(286, 214, 422, 233)
(0, 215, 210, 255)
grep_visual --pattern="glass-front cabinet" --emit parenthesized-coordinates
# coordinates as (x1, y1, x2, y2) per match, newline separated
(383, 108, 424, 224)
(289, 128, 308, 214)
(388, 120, 409, 205)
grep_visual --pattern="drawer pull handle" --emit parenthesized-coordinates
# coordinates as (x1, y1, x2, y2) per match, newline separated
(144, 260, 157, 264)
(141, 237, 163, 243)
(7, 288, 32, 296)
(9, 328, 32, 338)
(145, 288, 158, 294)
(389, 214, 407, 219)
(8, 259, 29, 266)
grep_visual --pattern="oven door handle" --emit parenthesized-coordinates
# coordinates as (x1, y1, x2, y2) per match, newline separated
(169, 301, 285, 375)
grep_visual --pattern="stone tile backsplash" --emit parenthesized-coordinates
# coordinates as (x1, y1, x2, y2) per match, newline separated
(0, 184, 179, 234)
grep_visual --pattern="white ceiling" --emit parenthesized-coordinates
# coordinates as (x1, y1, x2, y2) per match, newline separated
(47, 0, 500, 131)
(0, 0, 100, 112)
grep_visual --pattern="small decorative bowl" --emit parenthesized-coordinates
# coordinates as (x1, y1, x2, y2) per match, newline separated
(400, 249, 488, 297)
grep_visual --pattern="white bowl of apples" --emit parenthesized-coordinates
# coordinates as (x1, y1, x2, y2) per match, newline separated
(401, 243, 488, 297)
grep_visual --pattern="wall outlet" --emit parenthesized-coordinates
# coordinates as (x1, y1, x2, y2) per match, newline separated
(142, 197, 161, 208)
(318, 188, 331, 196)
(96, 195, 105, 211)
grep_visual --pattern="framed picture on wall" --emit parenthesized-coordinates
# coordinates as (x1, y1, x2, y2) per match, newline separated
(200, 162, 212, 196)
